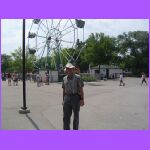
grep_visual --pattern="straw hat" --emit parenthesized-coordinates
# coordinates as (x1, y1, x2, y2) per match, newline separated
(65, 63, 75, 69)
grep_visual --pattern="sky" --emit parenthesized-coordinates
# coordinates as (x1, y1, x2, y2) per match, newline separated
(1, 19, 149, 55)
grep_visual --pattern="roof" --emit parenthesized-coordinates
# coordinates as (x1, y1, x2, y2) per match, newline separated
(91, 65, 120, 69)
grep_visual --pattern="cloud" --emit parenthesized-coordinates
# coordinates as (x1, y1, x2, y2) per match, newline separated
(84, 19, 149, 38)
(1, 19, 149, 55)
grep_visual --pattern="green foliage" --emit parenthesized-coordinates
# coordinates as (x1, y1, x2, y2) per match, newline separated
(116, 31, 149, 75)
(2, 47, 36, 73)
(2, 31, 148, 77)
(79, 31, 148, 76)
(26, 52, 36, 71)
(11, 47, 22, 72)
(1, 54, 13, 72)
(81, 74, 96, 82)
(81, 33, 118, 66)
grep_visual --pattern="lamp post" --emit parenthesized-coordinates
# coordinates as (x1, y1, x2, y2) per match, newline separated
(19, 19, 30, 114)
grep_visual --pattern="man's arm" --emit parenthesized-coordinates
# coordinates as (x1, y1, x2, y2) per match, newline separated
(63, 88, 65, 101)
(62, 88, 65, 105)
(79, 87, 84, 106)
(62, 77, 65, 105)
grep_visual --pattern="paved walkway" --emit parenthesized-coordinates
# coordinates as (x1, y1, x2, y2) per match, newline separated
(1, 77, 149, 130)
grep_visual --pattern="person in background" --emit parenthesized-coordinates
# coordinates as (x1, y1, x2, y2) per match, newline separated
(7, 72, 12, 86)
(119, 73, 125, 86)
(75, 66, 81, 75)
(36, 73, 40, 87)
(141, 72, 148, 86)
(12, 72, 18, 86)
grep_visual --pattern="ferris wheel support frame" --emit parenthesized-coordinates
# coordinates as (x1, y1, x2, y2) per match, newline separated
(28, 19, 85, 75)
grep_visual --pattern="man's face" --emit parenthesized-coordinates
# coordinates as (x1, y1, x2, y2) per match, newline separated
(66, 68, 74, 76)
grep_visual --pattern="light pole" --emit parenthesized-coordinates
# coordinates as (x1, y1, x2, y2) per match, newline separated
(19, 19, 30, 114)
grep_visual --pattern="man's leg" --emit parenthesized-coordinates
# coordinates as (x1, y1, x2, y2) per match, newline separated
(16, 80, 18, 86)
(63, 101, 72, 130)
(144, 79, 148, 85)
(72, 95, 80, 130)
(119, 81, 121, 86)
(142, 79, 144, 86)
(73, 106, 80, 130)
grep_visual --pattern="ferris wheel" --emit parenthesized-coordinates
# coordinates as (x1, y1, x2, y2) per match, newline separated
(27, 19, 85, 71)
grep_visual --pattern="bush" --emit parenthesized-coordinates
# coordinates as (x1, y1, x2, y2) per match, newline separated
(81, 74, 96, 82)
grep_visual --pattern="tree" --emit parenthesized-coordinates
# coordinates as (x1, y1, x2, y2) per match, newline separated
(117, 31, 149, 75)
(26, 50, 36, 72)
(11, 47, 36, 72)
(80, 33, 117, 67)
(1, 54, 13, 73)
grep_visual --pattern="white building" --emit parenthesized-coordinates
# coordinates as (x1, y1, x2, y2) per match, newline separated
(89, 65, 123, 80)
(39, 70, 58, 82)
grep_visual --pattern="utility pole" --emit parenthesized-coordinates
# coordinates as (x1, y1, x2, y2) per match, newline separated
(19, 19, 30, 114)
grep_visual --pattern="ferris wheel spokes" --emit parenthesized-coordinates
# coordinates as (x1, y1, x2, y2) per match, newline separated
(28, 19, 85, 71)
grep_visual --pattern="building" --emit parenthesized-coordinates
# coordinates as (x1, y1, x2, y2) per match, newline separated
(89, 65, 123, 80)
(39, 70, 58, 82)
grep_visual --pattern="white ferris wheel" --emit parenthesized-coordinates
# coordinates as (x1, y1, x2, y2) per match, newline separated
(27, 19, 85, 71)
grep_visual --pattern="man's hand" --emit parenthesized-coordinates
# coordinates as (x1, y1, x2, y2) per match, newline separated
(80, 100, 84, 106)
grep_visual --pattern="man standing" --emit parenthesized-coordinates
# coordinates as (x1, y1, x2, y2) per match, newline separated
(12, 72, 18, 86)
(7, 72, 12, 86)
(141, 72, 148, 86)
(36, 72, 40, 87)
(119, 73, 125, 86)
(62, 63, 84, 130)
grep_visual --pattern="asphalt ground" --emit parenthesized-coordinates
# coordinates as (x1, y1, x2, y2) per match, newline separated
(1, 77, 149, 130)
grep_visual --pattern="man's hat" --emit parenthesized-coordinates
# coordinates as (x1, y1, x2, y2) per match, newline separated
(65, 63, 75, 69)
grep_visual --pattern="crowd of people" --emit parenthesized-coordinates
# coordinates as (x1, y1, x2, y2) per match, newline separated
(6, 72, 19, 86)
(2, 72, 44, 87)
(2, 70, 148, 88)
